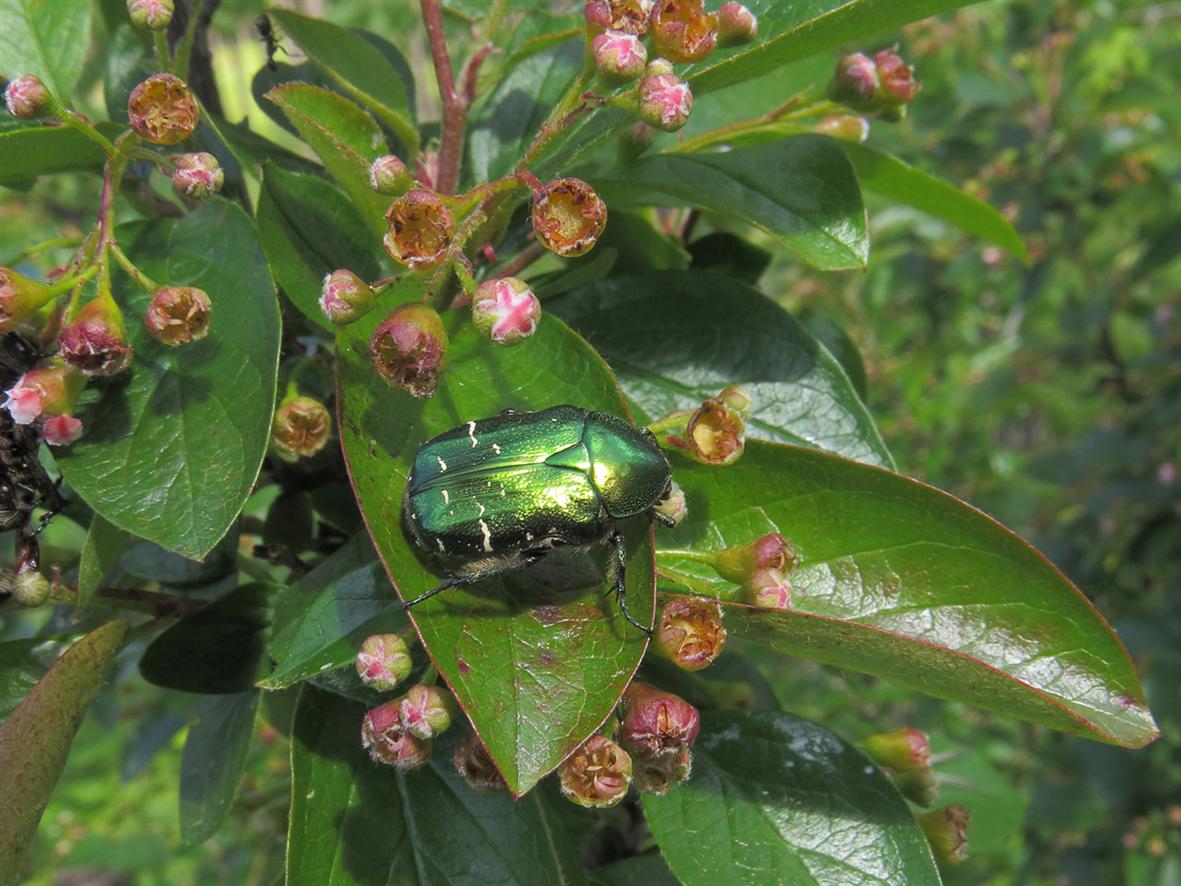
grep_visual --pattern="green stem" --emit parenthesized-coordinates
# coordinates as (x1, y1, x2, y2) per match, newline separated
(419, 663, 439, 686)
(236, 554, 276, 583)
(666, 97, 842, 155)
(48, 263, 100, 296)
(2, 236, 82, 265)
(655, 548, 721, 565)
(655, 565, 727, 600)
(646, 410, 692, 434)
(108, 242, 159, 292)
(153, 30, 173, 73)
(59, 112, 117, 158)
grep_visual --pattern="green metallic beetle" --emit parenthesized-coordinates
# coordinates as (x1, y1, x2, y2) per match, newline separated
(400, 405, 677, 631)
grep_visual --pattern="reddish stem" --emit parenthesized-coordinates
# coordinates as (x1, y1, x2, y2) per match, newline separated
(462, 45, 494, 104)
(420, 0, 467, 194)
(495, 242, 545, 280)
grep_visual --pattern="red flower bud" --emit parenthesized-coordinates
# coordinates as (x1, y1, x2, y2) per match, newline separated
(369, 154, 412, 195)
(0, 267, 56, 332)
(271, 395, 332, 459)
(714, 532, 797, 584)
(874, 47, 920, 107)
(127, 0, 173, 30)
(584, 0, 653, 36)
(453, 732, 506, 792)
(171, 152, 223, 201)
(650, 0, 718, 64)
(531, 178, 608, 258)
(558, 735, 632, 808)
(2, 361, 83, 426)
(58, 292, 133, 377)
(617, 682, 701, 757)
(918, 804, 971, 863)
(668, 395, 745, 466)
(361, 701, 431, 769)
(127, 73, 201, 145)
(827, 53, 881, 110)
(651, 479, 687, 527)
(319, 269, 375, 326)
(814, 114, 870, 143)
(383, 189, 455, 269)
(354, 633, 412, 692)
(399, 684, 455, 740)
(471, 277, 541, 346)
(369, 303, 448, 398)
(717, 2, 758, 47)
(745, 567, 792, 610)
(144, 285, 211, 346)
(4, 75, 51, 119)
(593, 30, 648, 86)
(863, 727, 932, 773)
(655, 597, 727, 671)
(632, 746, 692, 795)
(638, 63, 694, 132)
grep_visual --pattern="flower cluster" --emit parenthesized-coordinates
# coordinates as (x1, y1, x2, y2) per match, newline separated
(827, 47, 921, 119)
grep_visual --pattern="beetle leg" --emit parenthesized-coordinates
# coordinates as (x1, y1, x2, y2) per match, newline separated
(402, 578, 459, 609)
(608, 530, 652, 635)
(648, 508, 678, 529)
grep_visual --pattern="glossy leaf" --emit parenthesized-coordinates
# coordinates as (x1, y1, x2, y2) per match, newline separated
(287, 685, 586, 886)
(256, 163, 382, 331)
(643, 710, 940, 886)
(76, 514, 132, 611)
(0, 121, 120, 184)
(337, 281, 654, 795)
(179, 690, 260, 845)
(54, 199, 281, 559)
(0, 637, 71, 723)
(656, 441, 1160, 748)
(550, 272, 892, 467)
(0, 0, 92, 101)
(593, 138, 868, 271)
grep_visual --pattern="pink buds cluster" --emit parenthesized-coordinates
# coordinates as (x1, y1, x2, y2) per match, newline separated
(827, 48, 921, 118)
(616, 682, 700, 795)
(171, 153, 223, 201)
(638, 60, 693, 132)
(2, 360, 85, 446)
(360, 683, 456, 770)
(355, 633, 413, 692)
(593, 30, 649, 86)
(127, 0, 174, 30)
(319, 269, 375, 326)
(710, 532, 798, 611)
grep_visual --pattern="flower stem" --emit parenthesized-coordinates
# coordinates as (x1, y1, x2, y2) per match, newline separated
(59, 112, 117, 158)
(153, 30, 173, 73)
(109, 242, 159, 292)
(421, 0, 468, 194)
(666, 96, 841, 155)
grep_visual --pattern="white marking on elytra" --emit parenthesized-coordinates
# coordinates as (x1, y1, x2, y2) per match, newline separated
(526, 531, 534, 541)
(468, 420, 478, 447)
(477, 502, 486, 516)
(436, 538, 447, 554)
(437, 456, 447, 472)
(478, 519, 493, 552)
(442, 489, 450, 504)
(492, 443, 502, 454)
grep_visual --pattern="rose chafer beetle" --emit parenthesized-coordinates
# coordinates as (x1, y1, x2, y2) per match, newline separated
(401, 405, 679, 632)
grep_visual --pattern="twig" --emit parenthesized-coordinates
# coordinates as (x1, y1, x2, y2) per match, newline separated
(421, 0, 467, 194)
(495, 242, 545, 279)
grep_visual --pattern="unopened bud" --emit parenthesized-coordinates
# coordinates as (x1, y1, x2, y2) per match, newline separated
(650, 0, 718, 64)
(383, 189, 455, 269)
(863, 727, 931, 773)
(127, 73, 200, 145)
(12, 569, 50, 606)
(668, 396, 745, 466)
(272, 395, 332, 459)
(369, 303, 448, 398)
(454, 732, 506, 792)
(59, 292, 133, 377)
(4, 75, 51, 119)
(651, 480, 687, 526)
(354, 633, 412, 692)
(874, 47, 920, 107)
(361, 701, 431, 769)
(368, 154, 412, 195)
(558, 735, 632, 808)
(617, 682, 701, 757)
(638, 63, 694, 132)
(584, 0, 653, 36)
(171, 152, 223, 200)
(918, 804, 971, 863)
(127, 0, 173, 31)
(145, 285, 211, 346)
(814, 114, 870, 143)
(471, 277, 541, 346)
(655, 597, 727, 671)
(633, 747, 692, 795)
(717, 2, 757, 46)
(714, 532, 796, 584)
(827, 53, 880, 110)
(2, 362, 83, 426)
(399, 684, 454, 739)
(531, 178, 607, 258)
(42, 414, 83, 446)
(717, 384, 751, 417)
(0, 267, 56, 332)
(894, 766, 940, 807)
(319, 269, 375, 325)
(745, 567, 792, 610)
(593, 30, 648, 86)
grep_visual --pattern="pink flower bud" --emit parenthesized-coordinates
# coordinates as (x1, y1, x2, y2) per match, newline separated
(717, 2, 758, 47)
(827, 53, 881, 110)
(354, 633, 412, 691)
(171, 152, 223, 201)
(369, 303, 448, 398)
(874, 47, 920, 107)
(531, 178, 608, 258)
(714, 532, 797, 584)
(584, 0, 653, 36)
(144, 285, 211, 346)
(4, 75, 51, 119)
(814, 114, 870, 143)
(918, 804, 971, 863)
(41, 414, 83, 446)
(558, 735, 632, 808)
(651, 479, 687, 526)
(638, 63, 694, 132)
(319, 269, 375, 326)
(650, 0, 718, 64)
(471, 277, 541, 346)
(127, 0, 174, 31)
(593, 30, 648, 86)
(863, 726, 932, 773)
(127, 73, 201, 145)
(617, 682, 701, 757)
(453, 732, 506, 792)
(399, 683, 454, 739)
(361, 701, 431, 769)
(632, 746, 692, 795)
(271, 395, 332, 459)
(1, 362, 83, 426)
(369, 154, 412, 195)
(59, 293, 133, 377)
(745, 567, 791, 610)
(667, 395, 745, 466)
(0, 267, 56, 332)
(383, 189, 455, 269)
(655, 597, 727, 671)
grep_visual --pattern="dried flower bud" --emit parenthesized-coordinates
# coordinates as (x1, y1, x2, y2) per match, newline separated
(272, 395, 332, 459)
(127, 0, 173, 31)
(2, 362, 83, 425)
(369, 154, 412, 195)
(369, 303, 448, 398)
(650, 0, 718, 64)
(41, 414, 83, 446)
(918, 804, 971, 864)
(874, 47, 920, 107)
(638, 63, 694, 132)
(0, 267, 56, 332)
(399, 684, 454, 739)
(558, 735, 632, 808)
(383, 189, 455, 269)
(593, 30, 648, 86)
(355, 633, 412, 692)
(863, 727, 931, 773)
(127, 73, 200, 145)
(170, 152, 223, 200)
(145, 285, 211, 346)
(454, 732, 506, 792)
(58, 292, 133, 377)
(814, 114, 870, 143)
(584, 0, 653, 36)
(717, 2, 758, 46)
(361, 701, 431, 769)
(632, 746, 692, 795)
(894, 766, 940, 807)
(714, 532, 797, 583)
(745, 567, 792, 610)
(471, 277, 541, 346)
(655, 597, 727, 671)
(651, 480, 687, 527)
(618, 682, 701, 757)
(12, 569, 50, 606)
(827, 53, 880, 110)
(4, 75, 51, 119)
(319, 269, 375, 326)
(668, 396, 745, 466)
(531, 178, 608, 258)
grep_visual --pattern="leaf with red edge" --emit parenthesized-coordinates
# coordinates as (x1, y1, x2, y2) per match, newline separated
(336, 281, 654, 795)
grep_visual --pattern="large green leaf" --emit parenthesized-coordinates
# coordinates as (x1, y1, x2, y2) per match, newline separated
(0, 0, 92, 101)
(55, 199, 281, 559)
(643, 710, 940, 886)
(76, 514, 132, 611)
(0, 637, 72, 724)
(287, 685, 585, 886)
(592, 137, 868, 271)
(256, 164, 382, 332)
(337, 282, 654, 795)
(179, 690, 260, 845)
(0, 121, 121, 184)
(656, 441, 1159, 748)
(551, 272, 891, 467)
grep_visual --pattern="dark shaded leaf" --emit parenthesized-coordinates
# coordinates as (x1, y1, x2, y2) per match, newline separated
(179, 690, 260, 845)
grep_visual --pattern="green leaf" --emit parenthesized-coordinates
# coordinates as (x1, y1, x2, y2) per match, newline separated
(842, 142, 1030, 264)
(76, 514, 132, 611)
(657, 441, 1160, 749)
(267, 9, 417, 153)
(179, 690, 260, 845)
(593, 137, 868, 270)
(55, 199, 281, 560)
(685, 0, 977, 95)
(0, 0, 92, 101)
(0, 620, 125, 878)
(102, 22, 152, 125)
(256, 163, 382, 331)
(0, 122, 120, 184)
(337, 281, 654, 795)
(0, 637, 72, 723)
(265, 82, 391, 235)
(550, 272, 892, 467)
(687, 231, 772, 285)
(643, 710, 940, 886)
(287, 685, 585, 886)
